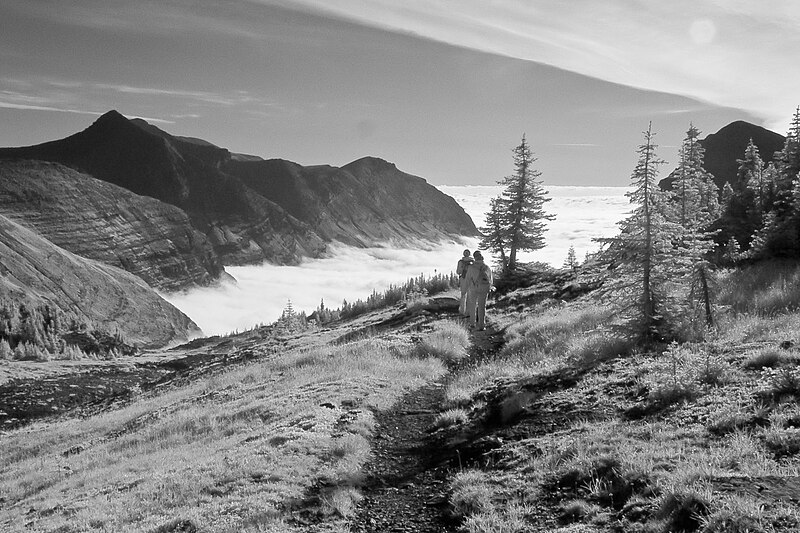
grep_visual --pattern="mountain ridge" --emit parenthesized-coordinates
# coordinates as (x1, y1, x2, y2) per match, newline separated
(0, 110, 478, 267)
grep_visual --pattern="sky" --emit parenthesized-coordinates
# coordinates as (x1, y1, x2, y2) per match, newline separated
(1, 0, 798, 185)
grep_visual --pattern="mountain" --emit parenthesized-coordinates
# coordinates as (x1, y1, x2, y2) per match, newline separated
(700, 121, 785, 189)
(0, 111, 477, 267)
(660, 120, 785, 191)
(0, 213, 199, 347)
(225, 156, 476, 246)
(0, 160, 223, 291)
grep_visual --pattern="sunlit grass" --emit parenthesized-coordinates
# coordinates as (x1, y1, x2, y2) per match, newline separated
(0, 337, 446, 532)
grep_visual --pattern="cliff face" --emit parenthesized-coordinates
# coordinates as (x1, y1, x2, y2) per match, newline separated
(0, 111, 477, 267)
(0, 213, 199, 347)
(0, 160, 223, 292)
(225, 156, 478, 246)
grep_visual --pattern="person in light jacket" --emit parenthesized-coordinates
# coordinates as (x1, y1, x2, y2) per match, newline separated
(455, 249, 474, 316)
(465, 250, 493, 331)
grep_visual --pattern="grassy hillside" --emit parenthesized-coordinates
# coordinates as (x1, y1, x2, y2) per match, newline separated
(1, 261, 799, 532)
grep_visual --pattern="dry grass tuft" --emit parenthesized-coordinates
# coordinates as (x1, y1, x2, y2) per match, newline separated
(413, 320, 470, 364)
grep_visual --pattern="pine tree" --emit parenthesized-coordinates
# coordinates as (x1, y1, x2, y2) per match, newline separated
(597, 123, 679, 343)
(493, 134, 554, 270)
(748, 108, 800, 258)
(669, 124, 719, 227)
(479, 197, 509, 269)
(563, 245, 578, 272)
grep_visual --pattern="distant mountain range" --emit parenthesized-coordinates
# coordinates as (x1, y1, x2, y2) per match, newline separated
(0, 110, 477, 344)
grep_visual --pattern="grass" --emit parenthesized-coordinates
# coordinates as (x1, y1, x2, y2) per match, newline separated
(443, 304, 624, 411)
(441, 261, 800, 532)
(0, 336, 446, 532)
(413, 320, 470, 364)
(716, 260, 800, 315)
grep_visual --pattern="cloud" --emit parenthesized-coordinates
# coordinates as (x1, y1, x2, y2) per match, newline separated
(281, 0, 800, 128)
(0, 101, 102, 117)
(166, 185, 631, 335)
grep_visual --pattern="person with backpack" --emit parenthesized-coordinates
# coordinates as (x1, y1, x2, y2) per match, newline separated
(465, 250, 493, 331)
(455, 249, 474, 316)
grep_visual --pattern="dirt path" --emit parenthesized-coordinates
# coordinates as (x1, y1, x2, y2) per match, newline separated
(348, 326, 505, 532)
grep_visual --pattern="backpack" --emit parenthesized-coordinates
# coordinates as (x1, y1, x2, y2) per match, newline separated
(478, 264, 491, 284)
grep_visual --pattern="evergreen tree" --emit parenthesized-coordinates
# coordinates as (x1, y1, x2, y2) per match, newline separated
(479, 197, 509, 269)
(492, 134, 554, 270)
(563, 245, 579, 272)
(669, 124, 719, 227)
(597, 123, 679, 343)
(747, 108, 800, 258)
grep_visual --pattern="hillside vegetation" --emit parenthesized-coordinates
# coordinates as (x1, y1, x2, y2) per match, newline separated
(1, 259, 798, 532)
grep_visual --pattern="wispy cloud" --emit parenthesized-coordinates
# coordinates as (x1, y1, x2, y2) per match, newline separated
(0, 101, 101, 116)
(550, 143, 601, 148)
(282, 0, 800, 129)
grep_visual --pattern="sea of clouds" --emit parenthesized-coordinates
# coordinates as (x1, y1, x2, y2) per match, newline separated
(163, 185, 632, 336)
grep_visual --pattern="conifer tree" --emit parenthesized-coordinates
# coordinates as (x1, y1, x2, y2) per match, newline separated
(563, 245, 578, 272)
(489, 134, 554, 270)
(479, 197, 508, 269)
(597, 123, 680, 343)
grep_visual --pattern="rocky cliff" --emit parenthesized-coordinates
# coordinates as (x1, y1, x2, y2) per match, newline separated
(0, 213, 199, 347)
(225, 156, 477, 246)
(0, 111, 477, 267)
(0, 160, 223, 292)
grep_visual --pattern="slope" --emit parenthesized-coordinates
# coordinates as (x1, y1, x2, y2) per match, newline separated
(0, 160, 222, 291)
(0, 213, 199, 347)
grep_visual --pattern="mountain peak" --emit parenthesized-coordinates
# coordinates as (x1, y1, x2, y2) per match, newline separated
(343, 156, 398, 174)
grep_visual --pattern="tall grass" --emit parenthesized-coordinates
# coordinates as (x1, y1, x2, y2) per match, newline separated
(717, 260, 800, 315)
(444, 304, 623, 409)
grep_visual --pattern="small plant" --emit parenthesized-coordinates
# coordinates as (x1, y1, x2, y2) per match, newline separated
(760, 427, 800, 460)
(743, 347, 788, 370)
(450, 470, 495, 518)
(433, 408, 469, 429)
(561, 498, 601, 522)
(656, 490, 710, 533)
(758, 366, 800, 399)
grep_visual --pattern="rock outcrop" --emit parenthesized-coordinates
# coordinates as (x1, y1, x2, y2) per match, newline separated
(0, 111, 477, 267)
(0, 160, 223, 292)
(0, 213, 199, 347)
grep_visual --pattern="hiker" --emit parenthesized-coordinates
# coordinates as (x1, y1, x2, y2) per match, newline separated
(455, 249, 474, 316)
(465, 250, 493, 331)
